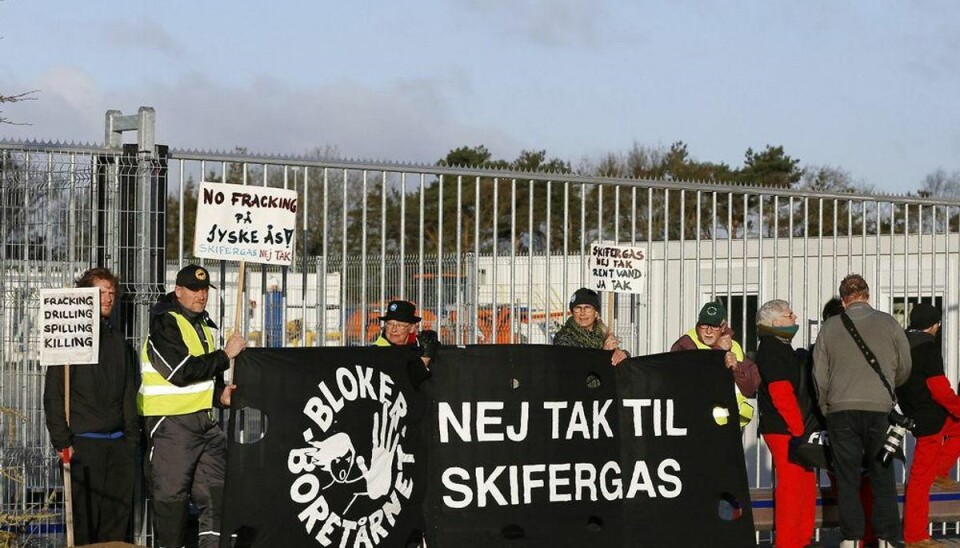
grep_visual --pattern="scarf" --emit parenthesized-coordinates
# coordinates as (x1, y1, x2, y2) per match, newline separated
(757, 323, 798, 343)
(557, 316, 608, 349)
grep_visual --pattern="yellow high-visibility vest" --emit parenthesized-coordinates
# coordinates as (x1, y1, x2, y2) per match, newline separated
(685, 328, 756, 428)
(138, 311, 216, 416)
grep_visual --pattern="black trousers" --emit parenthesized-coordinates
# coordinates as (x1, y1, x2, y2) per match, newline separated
(826, 410, 901, 542)
(68, 435, 135, 545)
(146, 411, 226, 548)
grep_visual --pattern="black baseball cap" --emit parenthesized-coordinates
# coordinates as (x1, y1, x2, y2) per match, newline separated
(175, 264, 217, 290)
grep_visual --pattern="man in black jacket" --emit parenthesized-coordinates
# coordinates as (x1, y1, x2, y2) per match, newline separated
(373, 300, 437, 388)
(43, 267, 139, 544)
(140, 264, 246, 548)
(897, 303, 960, 547)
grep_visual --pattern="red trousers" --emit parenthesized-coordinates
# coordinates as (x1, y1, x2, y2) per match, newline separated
(904, 416, 960, 543)
(764, 433, 818, 548)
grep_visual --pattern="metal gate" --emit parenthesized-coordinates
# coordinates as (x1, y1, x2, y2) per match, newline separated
(3, 107, 960, 545)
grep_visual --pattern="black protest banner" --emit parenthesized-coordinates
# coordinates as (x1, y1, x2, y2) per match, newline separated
(425, 346, 755, 547)
(616, 351, 755, 545)
(424, 344, 625, 546)
(221, 346, 754, 547)
(221, 346, 428, 548)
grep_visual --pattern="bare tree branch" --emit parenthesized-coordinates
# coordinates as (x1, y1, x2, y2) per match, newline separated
(0, 90, 39, 125)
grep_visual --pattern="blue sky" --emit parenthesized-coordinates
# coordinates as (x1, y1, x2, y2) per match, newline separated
(2, 1, 958, 194)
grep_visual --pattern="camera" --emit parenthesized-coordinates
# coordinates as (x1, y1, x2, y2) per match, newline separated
(878, 410, 916, 466)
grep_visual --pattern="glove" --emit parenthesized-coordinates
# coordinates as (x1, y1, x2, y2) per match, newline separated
(58, 447, 72, 465)
(419, 330, 441, 360)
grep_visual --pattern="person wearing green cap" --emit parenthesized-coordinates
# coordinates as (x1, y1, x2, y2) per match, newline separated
(670, 299, 760, 428)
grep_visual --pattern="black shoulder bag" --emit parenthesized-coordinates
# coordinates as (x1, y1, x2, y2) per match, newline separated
(787, 352, 832, 470)
(839, 312, 913, 464)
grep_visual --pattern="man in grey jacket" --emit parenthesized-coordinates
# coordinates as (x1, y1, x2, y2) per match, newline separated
(813, 274, 912, 548)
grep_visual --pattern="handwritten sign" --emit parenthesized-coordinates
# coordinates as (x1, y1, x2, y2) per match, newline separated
(589, 242, 646, 294)
(39, 287, 100, 366)
(194, 182, 299, 265)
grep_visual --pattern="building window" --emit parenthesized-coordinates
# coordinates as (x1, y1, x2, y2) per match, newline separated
(892, 296, 944, 327)
(717, 295, 759, 352)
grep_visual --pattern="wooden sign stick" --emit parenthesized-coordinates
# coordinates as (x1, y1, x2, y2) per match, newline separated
(63, 364, 74, 547)
(605, 292, 616, 340)
(228, 261, 246, 383)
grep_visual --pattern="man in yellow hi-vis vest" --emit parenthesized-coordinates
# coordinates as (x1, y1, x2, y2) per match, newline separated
(670, 300, 761, 428)
(140, 264, 246, 548)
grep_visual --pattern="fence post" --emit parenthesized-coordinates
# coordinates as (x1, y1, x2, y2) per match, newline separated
(103, 107, 167, 546)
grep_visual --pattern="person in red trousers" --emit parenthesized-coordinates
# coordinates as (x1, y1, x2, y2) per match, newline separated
(756, 299, 817, 548)
(897, 303, 960, 548)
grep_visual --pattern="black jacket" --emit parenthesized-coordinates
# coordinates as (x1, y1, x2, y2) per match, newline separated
(756, 334, 808, 435)
(896, 330, 947, 437)
(146, 292, 230, 407)
(373, 330, 434, 389)
(43, 317, 139, 450)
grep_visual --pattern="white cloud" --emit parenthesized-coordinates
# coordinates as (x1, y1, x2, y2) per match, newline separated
(40, 67, 102, 112)
(0, 68, 103, 142)
(457, 0, 607, 48)
(154, 74, 519, 163)
(1, 68, 520, 164)
(102, 17, 186, 57)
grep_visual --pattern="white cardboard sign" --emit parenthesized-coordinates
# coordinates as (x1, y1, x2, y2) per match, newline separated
(194, 182, 299, 265)
(588, 242, 647, 294)
(39, 287, 100, 366)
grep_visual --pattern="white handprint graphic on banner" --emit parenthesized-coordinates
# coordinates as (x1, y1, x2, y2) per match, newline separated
(358, 402, 405, 499)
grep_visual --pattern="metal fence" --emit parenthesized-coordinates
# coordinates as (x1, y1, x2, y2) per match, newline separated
(3, 107, 960, 545)
(1, 109, 166, 546)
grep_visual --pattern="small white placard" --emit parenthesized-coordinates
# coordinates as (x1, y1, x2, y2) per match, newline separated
(588, 242, 647, 294)
(39, 287, 100, 366)
(194, 182, 299, 265)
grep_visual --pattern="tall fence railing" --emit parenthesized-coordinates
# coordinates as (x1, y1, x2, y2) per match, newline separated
(3, 109, 960, 544)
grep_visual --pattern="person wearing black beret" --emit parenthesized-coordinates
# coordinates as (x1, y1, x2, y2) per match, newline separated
(553, 288, 628, 366)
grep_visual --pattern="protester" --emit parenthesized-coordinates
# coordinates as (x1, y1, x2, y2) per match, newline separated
(897, 303, 960, 547)
(816, 296, 881, 546)
(374, 299, 439, 385)
(813, 274, 912, 548)
(372, 299, 437, 547)
(670, 299, 760, 427)
(139, 264, 246, 548)
(42, 268, 139, 544)
(821, 297, 844, 324)
(755, 299, 816, 548)
(553, 288, 629, 365)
